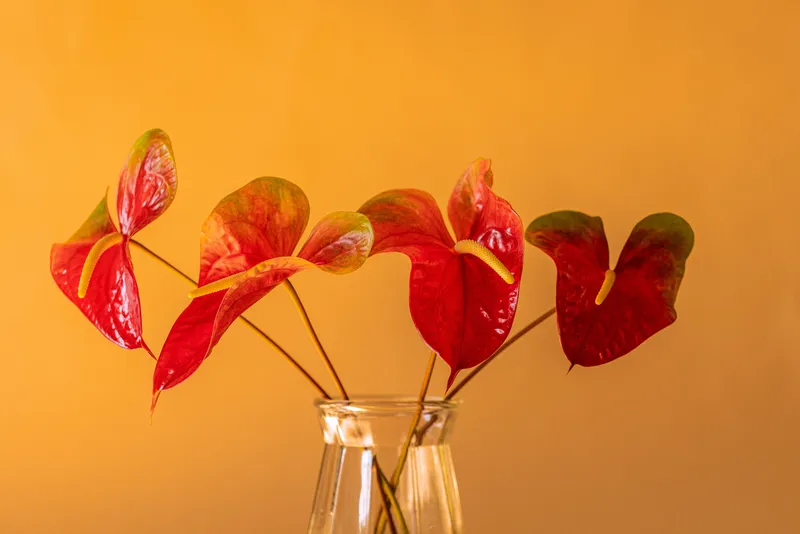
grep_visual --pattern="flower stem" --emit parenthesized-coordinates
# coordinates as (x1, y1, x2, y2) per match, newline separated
(391, 352, 436, 487)
(381, 306, 557, 529)
(282, 279, 349, 400)
(128, 239, 332, 399)
(374, 351, 436, 534)
(373, 456, 404, 534)
(445, 306, 556, 399)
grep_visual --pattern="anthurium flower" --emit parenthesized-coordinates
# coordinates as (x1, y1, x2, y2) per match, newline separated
(358, 158, 523, 388)
(526, 211, 694, 368)
(49, 129, 177, 357)
(152, 177, 373, 405)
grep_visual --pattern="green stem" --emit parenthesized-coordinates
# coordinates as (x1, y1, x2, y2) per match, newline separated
(374, 351, 436, 534)
(128, 239, 332, 399)
(283, 279, 349, 400)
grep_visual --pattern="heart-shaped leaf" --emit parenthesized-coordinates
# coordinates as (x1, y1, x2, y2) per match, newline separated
(198, 177, 310, 284)
(359, 159, 523, 387)
(117, 129, 177, 236)
(526, 211, 694, 367)
(208, 212, 373, 364)
(49, 196, 149, 353)
(152, 179, 373, 404)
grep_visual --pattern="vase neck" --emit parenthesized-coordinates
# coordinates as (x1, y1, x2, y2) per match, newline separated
(308, 397, 464, 533)
(315, 396, 460, 447)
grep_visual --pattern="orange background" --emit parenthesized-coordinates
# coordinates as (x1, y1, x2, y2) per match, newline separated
(1, 1, 799, 533)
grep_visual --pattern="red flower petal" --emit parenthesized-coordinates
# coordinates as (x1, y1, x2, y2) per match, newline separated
(50, 196, 149, 353)
(406, 245, 522, 388)
(297, 211, 374, 273)
(202, 213, 372, 379)
(152, 184, 372, 398)
(359, 189, 454, 256)
(447, 158, 494, 241)
(526, 211, 694, 367)
(359, 161, 523, 387)
(152, 260, 301, 395)
(198, 177, 310, 285)
(116, 129, 177, 236)
(444, 159, 523, 385)
(152, 292, 226, 390)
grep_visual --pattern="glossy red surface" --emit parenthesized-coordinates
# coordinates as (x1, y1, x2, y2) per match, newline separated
(152, 179, 373, 399)
(359, 159, 524, 387)
(116, 129, 177, 236)
(526, 211, 694, 367)
(49, 130, 175, 356)
(50, 197, 148, 353)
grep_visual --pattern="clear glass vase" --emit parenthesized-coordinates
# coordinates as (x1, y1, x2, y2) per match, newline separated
(307, 397, 463, 534)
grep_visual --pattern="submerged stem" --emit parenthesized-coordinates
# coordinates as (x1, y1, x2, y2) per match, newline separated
(374, 351, 437, 534)
(128, 239, 332, 399)
(373, 456, 404, 534)
(283, 279, 349, 400)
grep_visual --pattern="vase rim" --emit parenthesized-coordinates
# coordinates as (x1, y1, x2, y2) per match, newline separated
(314, 394, 462, 412)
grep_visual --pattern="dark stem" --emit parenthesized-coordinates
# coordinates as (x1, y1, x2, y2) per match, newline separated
(374, 351, 436, 534)
(283, 279, 349, 400)
(372, 457, 401, 534)
(128, 239, 332, 399)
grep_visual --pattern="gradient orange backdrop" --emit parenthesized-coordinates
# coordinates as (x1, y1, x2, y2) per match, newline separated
(1, 1, 799, 533)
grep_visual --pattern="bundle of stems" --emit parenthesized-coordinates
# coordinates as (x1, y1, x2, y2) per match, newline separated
(131, 238, 555, 534)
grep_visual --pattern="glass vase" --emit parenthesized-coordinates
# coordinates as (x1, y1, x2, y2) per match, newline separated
(307, 396, 463, 534)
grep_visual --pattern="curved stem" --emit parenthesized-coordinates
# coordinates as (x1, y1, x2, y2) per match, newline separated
(374, 351, 436, 534)
(238, 318, 331, 400)
(445, 306, 556, 399)
(129, 240, 196, 286)
(128, 239, 332, 399)
(283, 279, 349, 400)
